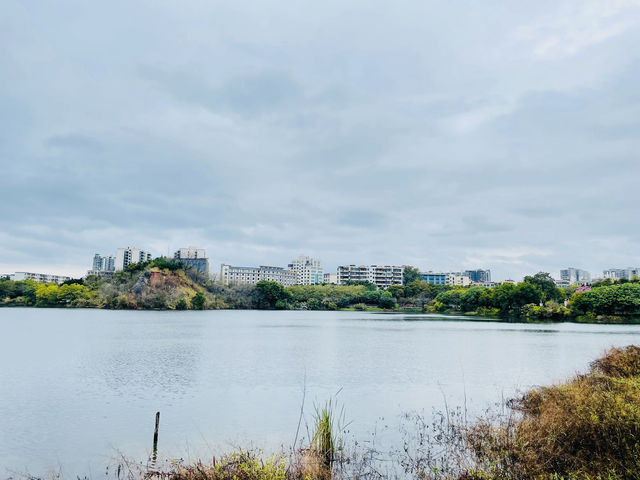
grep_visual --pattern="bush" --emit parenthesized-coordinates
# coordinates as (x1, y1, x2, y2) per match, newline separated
(274, 299, 291, 310)
(353, 303, 367, 311)
(191, 292, 206, 310)
(465, 345, 640, 479)
(169, 451, 286, 480)
(378, 291, 397, 309)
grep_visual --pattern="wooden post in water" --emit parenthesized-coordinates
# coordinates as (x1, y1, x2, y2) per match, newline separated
(152, 411, 160, 463)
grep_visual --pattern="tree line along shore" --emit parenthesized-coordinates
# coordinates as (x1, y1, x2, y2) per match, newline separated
(1, 258, 640, 323)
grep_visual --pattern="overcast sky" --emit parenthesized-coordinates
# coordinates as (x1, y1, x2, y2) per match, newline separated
(1, 1, 640, 281)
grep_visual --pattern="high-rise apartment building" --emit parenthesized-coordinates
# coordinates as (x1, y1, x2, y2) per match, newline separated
(337, 265, 403, 288)
(114, 246, 152, 271)
(220, 264, 296, 286)
(87, 253, 117, 277)
(560, 267, 591, 283)
(464, 269, 491, 283)
(174, 246, 210, 274)
(92, 253, 115, 272)
(288, 255, 323, 285)
(603, 268, 640, 280)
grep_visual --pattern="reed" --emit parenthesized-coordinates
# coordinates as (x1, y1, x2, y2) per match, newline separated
(311, 398, 344, 470)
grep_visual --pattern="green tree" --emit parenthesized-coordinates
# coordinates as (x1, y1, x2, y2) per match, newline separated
(403, 266, 421, 285)
(0, 278, 16, 300)
(523, 272, 564, 303)
(378, 291, 397, 309)
(255, 280, 290, 309)
(175, 298, 188, 310)
(570, 283, 640, 317)
(492, 282, 516, 313)
(512, 283, 543, 309)
(404, 280, 428, 298)
(387, 284, 405, 299)
(191, 291, 206, 310)
(460, 286, 491, 312)
(436, 288, 464, 310)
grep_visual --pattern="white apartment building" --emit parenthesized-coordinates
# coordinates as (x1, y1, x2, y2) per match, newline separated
(174, 246, 206, 259)
(288, 255, 323, 285)
(114, 246, 152, 271)
(603, 268, 640, 280)
(323, 273, 338, 284)
(10, 272, 72, 284)
(337, 265, 403, 288)
(220, 264, 296, 286)
(446, 272, 472, 287)
(174, 246, 210, 274)
(560, 267, 591, 283)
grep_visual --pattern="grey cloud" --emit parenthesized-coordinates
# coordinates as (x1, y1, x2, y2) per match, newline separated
(45, 133, 104, 152)
(1, 1, 640, 279)
(142, 67, 299, 115)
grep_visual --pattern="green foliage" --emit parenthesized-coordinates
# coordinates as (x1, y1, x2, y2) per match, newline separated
(523, 272, 565, 303)
(191, 291, 206, 310)
(285, 284, 367, 310)
(570, 283, 640, 317)
(30, 282, 96, 307)
(274, 299, 291, 310)
(150, 257, 184, 271)
(175, 298, 188, 310)
(403, 266, 421, 285)
(459, 287, 491, 312)
(124, 261, 150, 273)
(169, 451, 287, 480)
(353, 303, 367, 311)
(255, 280, 291, 309)
(436, 288, 465, 310)
(521, 301, 570, 321)
(343, 280, 377, 290)
(511, 282, 543, 310)
(311, 399, 343, 469)
(387, 284, 405, 298)
(404, 280, 450, 299)
(378, 291, 397, 309)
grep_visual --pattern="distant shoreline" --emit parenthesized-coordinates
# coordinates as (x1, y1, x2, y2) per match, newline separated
(2, 261, 640, 324)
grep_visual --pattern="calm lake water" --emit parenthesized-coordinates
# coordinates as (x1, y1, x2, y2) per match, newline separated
(2, 308, 640, 477)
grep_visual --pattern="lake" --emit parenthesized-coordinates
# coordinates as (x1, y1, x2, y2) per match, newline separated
(2, 308, 640, 477)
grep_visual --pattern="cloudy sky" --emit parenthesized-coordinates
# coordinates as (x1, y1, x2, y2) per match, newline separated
(1, 1, 639, 280)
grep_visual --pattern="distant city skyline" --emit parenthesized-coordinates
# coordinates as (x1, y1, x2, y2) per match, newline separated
(3, 243, 640, 284)
(1, 2, 639, 281)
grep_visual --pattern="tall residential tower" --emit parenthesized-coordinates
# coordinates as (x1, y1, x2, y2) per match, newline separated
(288, 255, 323, 285)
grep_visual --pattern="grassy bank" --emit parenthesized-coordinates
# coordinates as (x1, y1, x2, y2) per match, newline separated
(103, 346, 640, 480)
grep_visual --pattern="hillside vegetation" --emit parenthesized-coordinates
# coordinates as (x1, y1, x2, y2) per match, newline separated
(0, 258, 222, 310)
